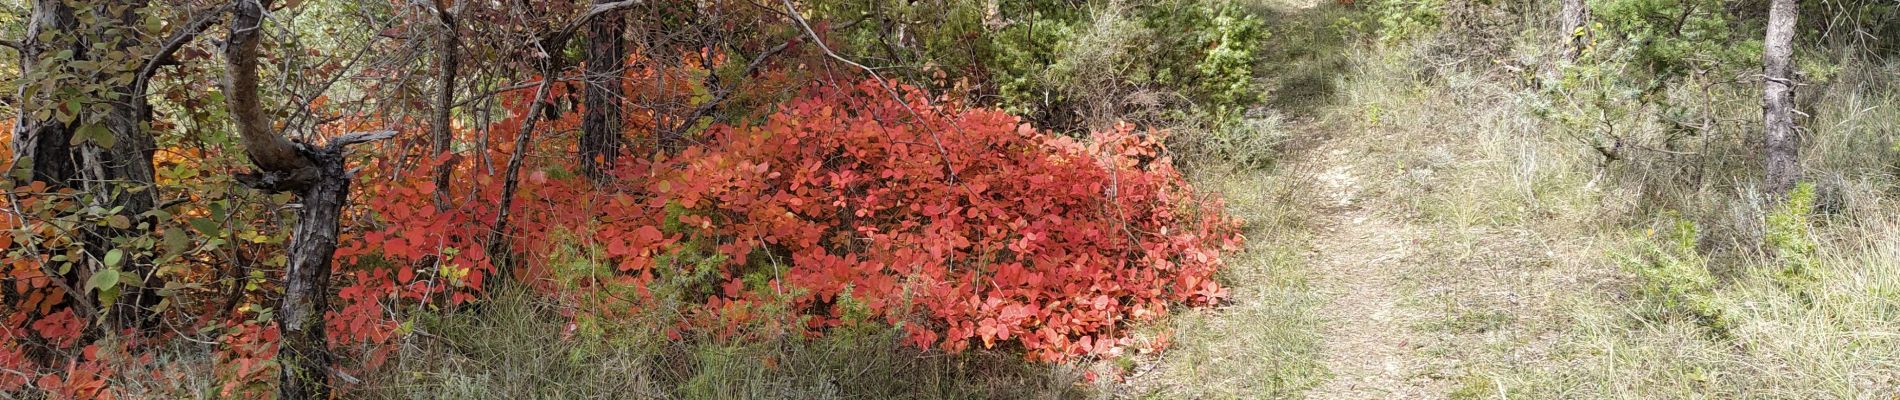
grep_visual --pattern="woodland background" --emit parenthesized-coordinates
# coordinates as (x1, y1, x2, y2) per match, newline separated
(1, 0, 1898, 398)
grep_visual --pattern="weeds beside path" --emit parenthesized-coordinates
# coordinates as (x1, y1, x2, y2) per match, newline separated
(1123, 2, 1589, 398)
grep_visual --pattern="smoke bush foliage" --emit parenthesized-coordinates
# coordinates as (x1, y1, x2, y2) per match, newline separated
(332, 79, 1242, 367)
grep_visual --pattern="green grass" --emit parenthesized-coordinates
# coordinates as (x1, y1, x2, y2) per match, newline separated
(1121, 167, 1330, 399)
(358, 288, 1094, 399)
(1316, 18, 1900, 398)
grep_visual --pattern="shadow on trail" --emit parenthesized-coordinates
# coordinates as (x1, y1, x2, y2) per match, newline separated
(1246, 2, 1362, 117)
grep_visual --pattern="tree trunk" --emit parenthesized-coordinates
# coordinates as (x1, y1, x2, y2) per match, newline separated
(225, 0, 320, 185)
(486, 0, 637, 277)
(91, 0, 162, 331)
(1559, 0, 1589, 61)
(11, 0, 79, 186)
(11, 0, 162, 332)
(1762, 0, 1799, 197)
(274, 150, 349, 400)
(488, 75, 556, 280)
(222, 1, 394, 398)
(579, 0, 624, 181)
(432, 4, 461, 210)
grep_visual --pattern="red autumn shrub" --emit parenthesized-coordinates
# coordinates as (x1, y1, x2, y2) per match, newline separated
(337, 79, 1241, 363)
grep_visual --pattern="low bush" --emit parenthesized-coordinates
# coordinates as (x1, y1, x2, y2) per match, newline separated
(330, 78, 1243, 384)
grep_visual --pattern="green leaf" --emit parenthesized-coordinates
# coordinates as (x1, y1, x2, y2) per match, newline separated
(189, 217, 221, 236)
(98, 287, 119, 309)
(69, 123, 118, 148)
(105, 214, 131, 229)
(87, 266, 120, 293)
(20, 82, 40, 102)
(163, 227, 190, 256)
(9, 157, 34, 182)
(58, 99, 81, 124)
(103, 248, 126, 268)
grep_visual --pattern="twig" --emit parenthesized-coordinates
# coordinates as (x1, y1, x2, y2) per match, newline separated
(135, 5, 229, 99)
(452, 78, 583, 109)
(670, 14, 871, 137)
(670, 40, 793, 134)
(565, 1, 648, 36)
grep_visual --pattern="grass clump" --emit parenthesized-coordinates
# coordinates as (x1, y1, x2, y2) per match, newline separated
(354, 226, 1098, 399)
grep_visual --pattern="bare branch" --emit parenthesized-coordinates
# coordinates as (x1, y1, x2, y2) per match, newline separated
(0, 39, 18, 51)
(327, 130, 397, 149)
(670, 40, 792, 134)
(453, 77, 584, 108)
(567, 0, 646, 34)
(669, 15, 867, 136)
(781, 0, 883, 81)
(136, 5, 228, 94)
(526, 0, 646, 53)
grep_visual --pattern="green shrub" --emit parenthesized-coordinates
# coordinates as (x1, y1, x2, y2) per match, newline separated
(1366, 0, 1445, 44)
(1591, 0, 1759, 89)
(1765, 183, 1820, 296)
(990, 0, 1269, 131)
(1618, 215, 1730, 337)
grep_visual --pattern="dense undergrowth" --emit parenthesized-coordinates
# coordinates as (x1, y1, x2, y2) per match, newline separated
(1, 78, 1247, 398)
(5, 0, 1898, 397)
(0, 0, 1248, 397)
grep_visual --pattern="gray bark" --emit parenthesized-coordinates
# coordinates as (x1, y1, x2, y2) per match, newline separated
(11, 0, 79, 187)
(579, 0, 624, 181)
(1559, 0, 1589, 61)
(1762, 0, 1800, 197)
(225, 0, 319, 191)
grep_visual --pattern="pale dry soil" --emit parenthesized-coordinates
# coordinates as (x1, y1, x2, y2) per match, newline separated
(1302, 146, 1444, 399)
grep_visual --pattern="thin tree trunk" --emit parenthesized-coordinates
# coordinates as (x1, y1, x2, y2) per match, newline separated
(1559, 0, 1589, 61)
(431, 3, 461, 210)
(488, 75, 556, 280)
(91, 0, 162, 332)
(1762, 0, 1800, 197)
(486, 1, 641, 277)
(579, 0, 624, 181)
